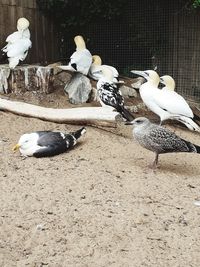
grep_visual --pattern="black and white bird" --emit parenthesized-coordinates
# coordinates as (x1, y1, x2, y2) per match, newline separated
(96, 66, 134, 121)
(131, 70, 200, 132)
(2, 17, 32, 69)
(88, 55, 123, 83)
(13, 127, 86, 157)
(126, 117, 200, 169)
(59, 35, 92, 75)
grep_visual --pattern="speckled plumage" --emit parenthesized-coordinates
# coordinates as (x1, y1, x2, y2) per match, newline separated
(128, 117, 200, 168)
(97, 81, 134, 121)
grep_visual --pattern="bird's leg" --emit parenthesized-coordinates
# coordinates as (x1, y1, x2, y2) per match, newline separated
(159, 120, 162, 126)
(151, 153, 159, 170)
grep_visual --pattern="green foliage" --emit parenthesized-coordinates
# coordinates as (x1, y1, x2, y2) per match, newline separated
(193, 0, 200, 8)
(36, 0, 125, 29)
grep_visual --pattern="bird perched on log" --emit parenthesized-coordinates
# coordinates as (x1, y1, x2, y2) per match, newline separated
(126, 117, 200, 169)
(13, 127, 86, 157)
(88, 55, 123, 83)
(96, 66, 134, 121)
(131, 70, 200, 132)
(59, 35, 92, 75)
(1, 17, 32, 69)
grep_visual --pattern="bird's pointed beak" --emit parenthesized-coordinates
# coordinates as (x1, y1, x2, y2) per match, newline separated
(130, 70, 148, 79)
(92, 70, 101, 75)
(12, 144, 20, 152)
(124, 121, 134, 125)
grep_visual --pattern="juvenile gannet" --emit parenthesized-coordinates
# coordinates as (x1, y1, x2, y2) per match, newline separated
(96, 66, 134, 121)
(126, 117, 200, 169)
(2, 18, 32, 69)
(131, 70, 200, 131)
(13, 127, 86, 157)
(88, 55, 123, 83)
(59, 35, 92, 75)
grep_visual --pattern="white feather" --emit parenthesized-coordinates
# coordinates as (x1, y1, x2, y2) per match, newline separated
(131, 70, 200, 131)
(2, 22, 31, 69)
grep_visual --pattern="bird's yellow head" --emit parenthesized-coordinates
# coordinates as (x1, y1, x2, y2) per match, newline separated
(160, 75, 175, 91)
(74, 35, 86, 50)
(131, 70, 160, 86)
(17, 17, 30, 31)
(92, 55, 102, 65)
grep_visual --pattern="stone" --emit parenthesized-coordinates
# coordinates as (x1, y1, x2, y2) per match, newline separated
(131, 77, 145, 89)
(120, 85, 137, 98)
(64, 72, 92, 104)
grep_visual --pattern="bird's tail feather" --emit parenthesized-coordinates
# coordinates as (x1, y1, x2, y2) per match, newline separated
(118, 106, 135, 122)
(176, 116, 200, 132)
(193, 113, 200, 123)
(183, 139, 200, 154)
(195, 145, 200, 153)
(72, 127, 86, 140)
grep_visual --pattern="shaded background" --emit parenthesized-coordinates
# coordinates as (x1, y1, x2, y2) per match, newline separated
(0, 0, 200, 104)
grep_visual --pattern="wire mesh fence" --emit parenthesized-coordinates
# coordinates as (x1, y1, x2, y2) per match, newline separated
(1, 0, 200, 105)
(62, 1, 200, 105)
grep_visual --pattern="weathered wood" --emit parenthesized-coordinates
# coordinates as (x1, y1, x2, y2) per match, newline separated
(0, 64, 54, 94)
(0, 97, 119, 127)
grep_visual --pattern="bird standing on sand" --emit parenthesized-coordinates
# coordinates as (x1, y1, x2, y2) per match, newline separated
(131, 70, 200, 132)
(2, 17, 32, 69)
(59, 35, 92, 75)
(126, 117, 200, 169)
(88, 55, 123, 83)
(96, 66, 134, 121)
(13, 127, 86, 157)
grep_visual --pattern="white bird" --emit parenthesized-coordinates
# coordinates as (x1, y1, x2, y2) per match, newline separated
(59, 35, 92, 75)
(88, 55, 123, 83)
(131, 70, 200, 132)
(96, 66, 134, 121)
(2, 17, 32, 69)
(13, 127, 86, 157)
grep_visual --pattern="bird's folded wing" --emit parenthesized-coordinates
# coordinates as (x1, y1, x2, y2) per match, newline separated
(153, 89, 193, 117)
(7, 39, 32, 57)
(36, 132, 66, 147)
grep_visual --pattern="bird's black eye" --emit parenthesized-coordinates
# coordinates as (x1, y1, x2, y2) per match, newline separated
(136, 120, 142, 123)
(144, 72, 149, 76)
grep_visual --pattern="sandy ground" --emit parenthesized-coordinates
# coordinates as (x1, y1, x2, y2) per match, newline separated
(0, 90, 200, 267)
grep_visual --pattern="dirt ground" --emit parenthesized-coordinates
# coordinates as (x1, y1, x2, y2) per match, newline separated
(0, 88, 200, 267)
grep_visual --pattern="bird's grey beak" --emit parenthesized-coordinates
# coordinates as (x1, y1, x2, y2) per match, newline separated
(124, 121, 134, 125)
(130, 70, 148, 79)
(92, 70, 101, 75)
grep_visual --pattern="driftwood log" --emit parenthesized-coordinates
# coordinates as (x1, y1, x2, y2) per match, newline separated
(0, 98, 120, 127)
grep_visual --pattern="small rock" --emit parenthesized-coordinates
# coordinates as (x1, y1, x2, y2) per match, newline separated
(64, 72, 92, 104)
(131, 77, 145, 89)
(120, 85, 137, 98)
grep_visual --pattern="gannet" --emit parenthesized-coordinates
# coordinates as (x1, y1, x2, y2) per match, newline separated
(2, 18, 32, 69)
(131, 70, 200, 132)
(13, 127, 86, 157)
(96, 66, 134, 121)
(126, 117, 200, 169)
(59, 35, 92, 75)
(88, 55, 123, 83)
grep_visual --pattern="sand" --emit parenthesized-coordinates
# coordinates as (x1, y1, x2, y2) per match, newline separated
(0, 91, 200, 267)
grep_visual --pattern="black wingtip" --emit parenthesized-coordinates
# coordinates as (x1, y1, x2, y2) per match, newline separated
(193, 113, 200, 124)
(72, 127, 86, 140)
(195, 144, 200, 154)
(118, 106, 135, 122)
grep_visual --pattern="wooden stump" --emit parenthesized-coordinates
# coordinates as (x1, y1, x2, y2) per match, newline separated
(0, 64, 54, 94)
